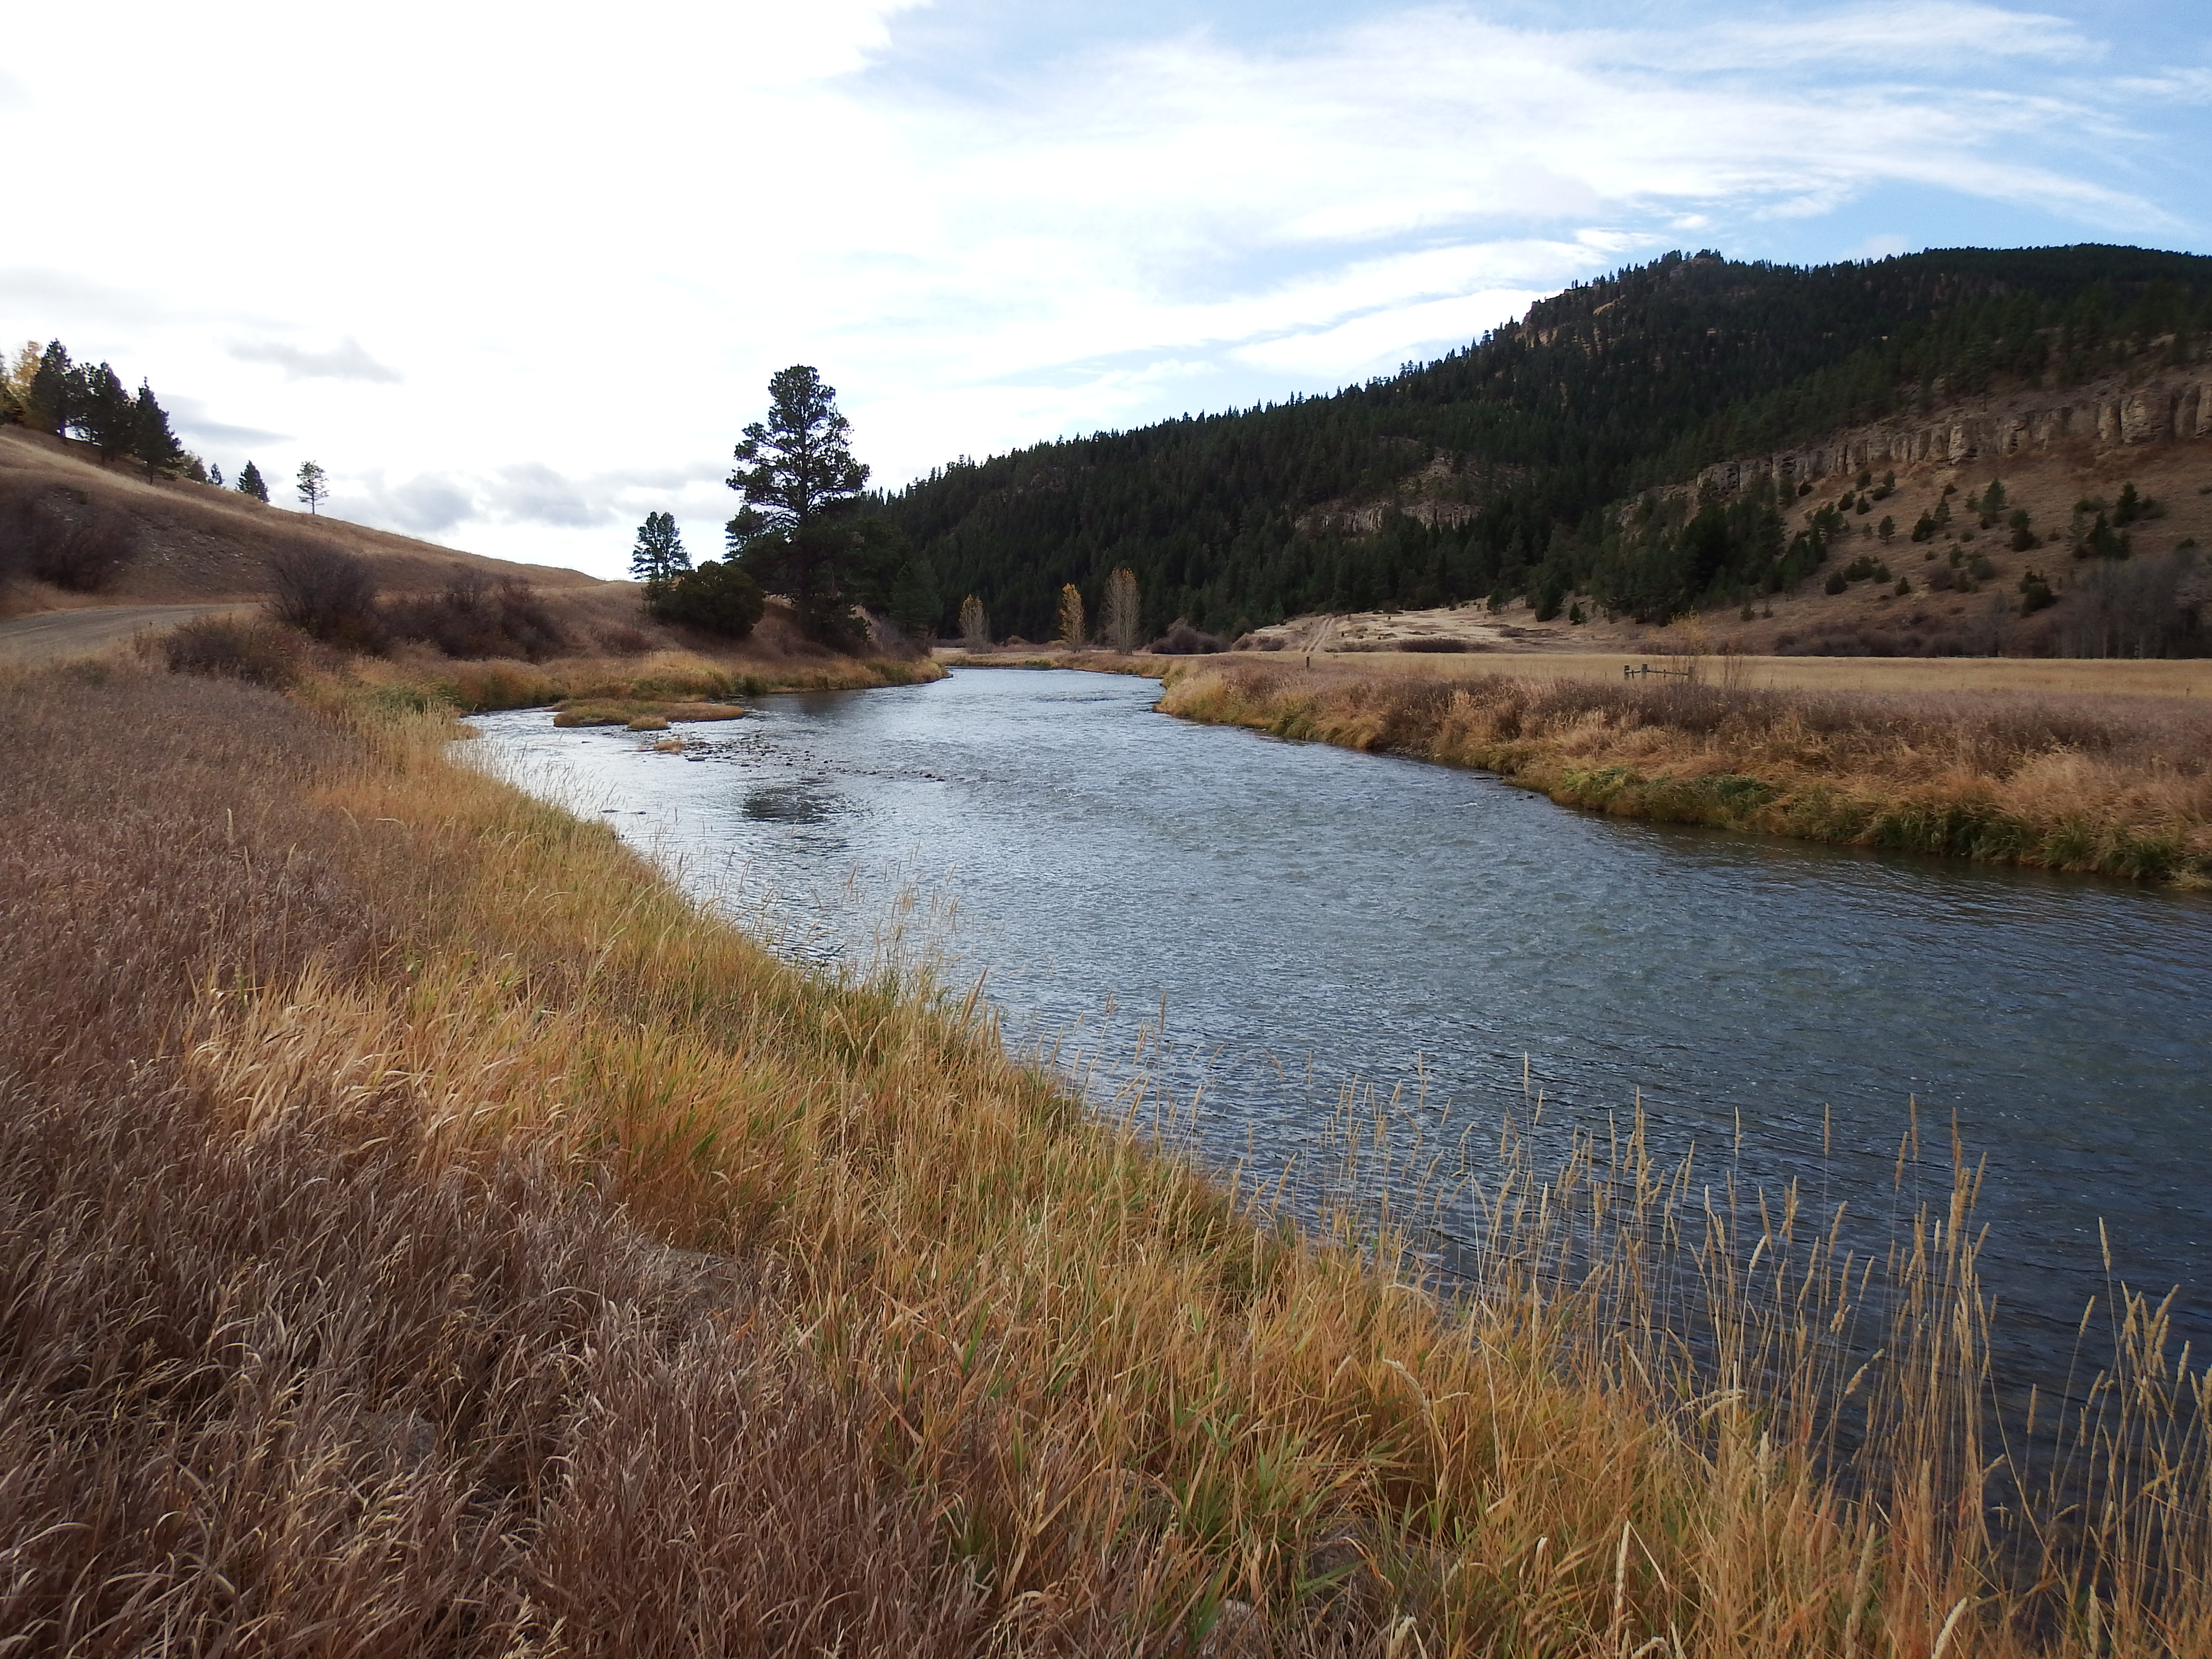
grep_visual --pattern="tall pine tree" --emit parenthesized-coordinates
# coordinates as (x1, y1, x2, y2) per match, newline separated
(76, 364, 136, 463)
(25, 342, 72, 436)
(726, 365, 871, 647)
(131, 383, 187, 477)
(236, 460, 270, 502)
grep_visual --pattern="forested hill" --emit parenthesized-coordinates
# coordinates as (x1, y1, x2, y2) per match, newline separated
(879, 246, 2212, 638)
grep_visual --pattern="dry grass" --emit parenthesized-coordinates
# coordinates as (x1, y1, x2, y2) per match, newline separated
(339, 644, 943, 715)
(1189, 650, 2212, 699)
(1, 656, 2206, 1654)
(1144, 659, 2212, 886)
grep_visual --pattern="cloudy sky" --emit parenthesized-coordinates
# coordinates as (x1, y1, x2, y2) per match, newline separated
(5, 0, 2207, 577)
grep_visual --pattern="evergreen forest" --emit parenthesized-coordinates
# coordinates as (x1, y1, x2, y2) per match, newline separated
(876, 246, 2212, 638)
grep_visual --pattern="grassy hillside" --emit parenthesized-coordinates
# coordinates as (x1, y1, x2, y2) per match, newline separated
(881, 246, 2212, 640)
(0, 426, 600, 612)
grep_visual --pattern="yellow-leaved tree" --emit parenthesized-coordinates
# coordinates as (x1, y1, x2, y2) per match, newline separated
(1100, 567, 1141, 652)
(1056, 583, 1087, 648)
(958, 593, 990, 649)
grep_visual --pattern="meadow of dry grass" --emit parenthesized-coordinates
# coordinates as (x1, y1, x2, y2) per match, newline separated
(1134, 658, 2212, 887)
(343, 642, 943, 714)
(1203, 650, 2212, 699)
(1, 656, 2206, 1655)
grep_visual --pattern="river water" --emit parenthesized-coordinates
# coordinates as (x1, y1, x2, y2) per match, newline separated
(470, 667, 2212, 1373)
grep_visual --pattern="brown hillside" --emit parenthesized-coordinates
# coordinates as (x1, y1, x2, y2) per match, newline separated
(0, 427, 604, 616)
(1687, 359, 2212, 657)
(1240, 361, 2212, 659)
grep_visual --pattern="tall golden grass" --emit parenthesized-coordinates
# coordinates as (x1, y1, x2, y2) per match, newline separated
(1145, 660, 2212, 887)
(339, 644, 943, 714)
(1, 656, 2205, 1654)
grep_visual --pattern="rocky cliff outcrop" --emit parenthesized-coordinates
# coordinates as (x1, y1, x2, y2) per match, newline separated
(1697, 364, 2212, 498)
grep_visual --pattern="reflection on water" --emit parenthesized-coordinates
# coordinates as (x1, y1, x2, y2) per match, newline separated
(742, 781, 836, 825)
(471, 667, 2212, 1381)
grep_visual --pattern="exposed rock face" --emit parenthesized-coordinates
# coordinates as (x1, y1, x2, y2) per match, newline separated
(1695, 362, 2210, 497)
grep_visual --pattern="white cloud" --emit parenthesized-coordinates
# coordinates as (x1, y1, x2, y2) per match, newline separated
(1234, 289, 1547, 378)
(0, 0, 2198, 577)
(231, 337, 403, 384)
(380, 474, 477, 537)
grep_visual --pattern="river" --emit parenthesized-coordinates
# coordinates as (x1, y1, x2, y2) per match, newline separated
(470, 666, 2212, 1375)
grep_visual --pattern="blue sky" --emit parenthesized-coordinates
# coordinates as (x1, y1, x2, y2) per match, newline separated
(4, 0, 2206, 576)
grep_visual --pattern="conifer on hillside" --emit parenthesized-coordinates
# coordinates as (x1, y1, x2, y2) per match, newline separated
(25, 342, 72, 436)
(76, 364, 136, 464)
(236, 460, 269, 502)
(888, 553, 941, 639)
(131, 383, 188, 478)
(295, 461, 328, 515)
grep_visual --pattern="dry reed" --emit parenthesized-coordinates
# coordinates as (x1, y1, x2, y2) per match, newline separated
(1148, 660, 2212, 886)
(0, 656, 2204, 1655)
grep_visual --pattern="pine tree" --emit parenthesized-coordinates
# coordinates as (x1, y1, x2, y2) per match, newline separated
(1101, 566, 1141, 651)
(296, 461, 328, 514)
(131, 383, 188, 477)
(25, 341, 72, 436)
(76, 364, 136, 463)
(646, 559, 764, 638)
(1056, 582, 1087, 647)
(237, 460, 270, 502)
(209, 463, 226, 488)
(629, 511, 692, 589)
(726, 366, 871, 646)
(887, 554, 940, 639)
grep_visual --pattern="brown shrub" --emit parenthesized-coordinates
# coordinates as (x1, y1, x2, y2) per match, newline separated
(266, 541, 385, 650)
(0, 482, 140, 590)
(160, 614, 307, 688)
(382, 571, 571, 661)
(1147, 619, 1229, 654)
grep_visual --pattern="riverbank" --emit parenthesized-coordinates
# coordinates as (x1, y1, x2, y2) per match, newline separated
(345, 643, 944, 713)
(3, 655, 2204, 1654)
(1083, 655, 2212, 887)
(950, 643, 2212, 697)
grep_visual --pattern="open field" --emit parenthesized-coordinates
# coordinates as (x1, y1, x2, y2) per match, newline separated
(0, 654, 2205, 1653)
(967, 644, 2212, 698)
(1262, 649, 2212, 697)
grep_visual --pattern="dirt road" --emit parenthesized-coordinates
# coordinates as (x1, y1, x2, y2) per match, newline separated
(0, 604, 246, 669)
